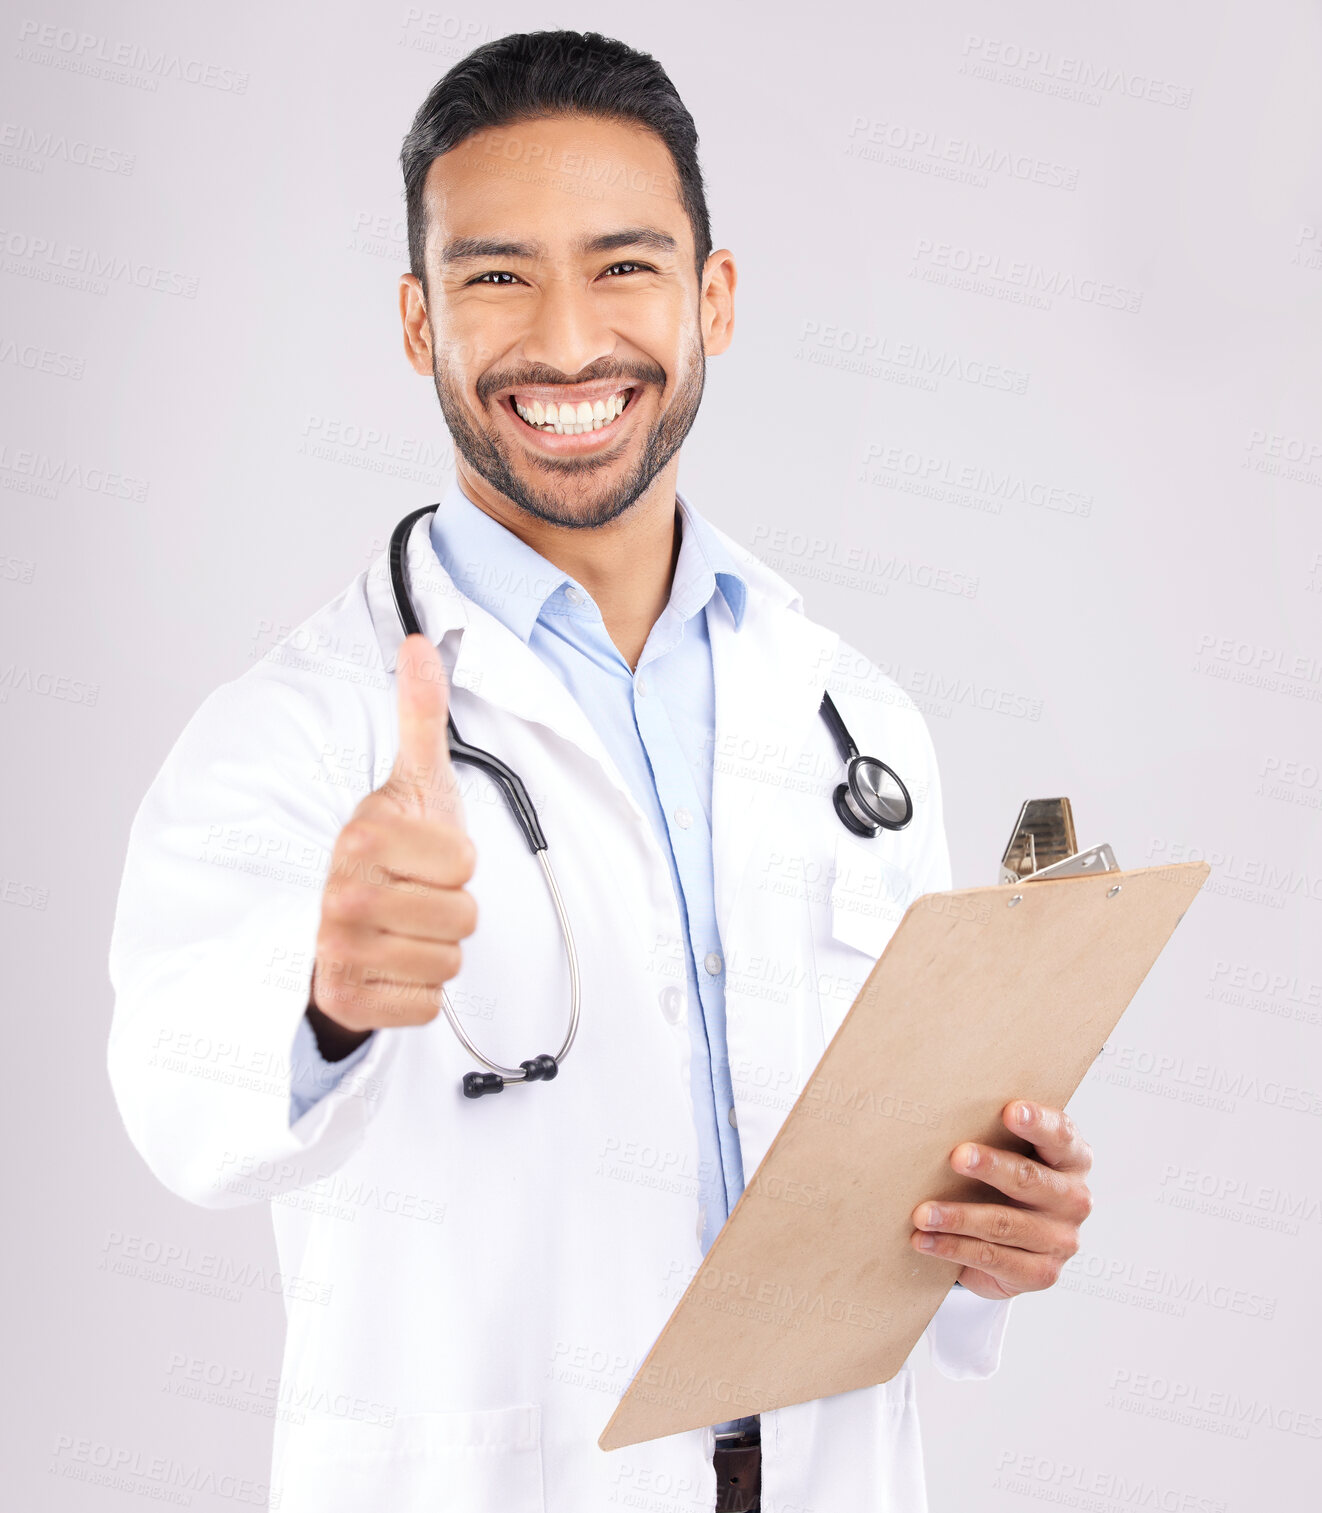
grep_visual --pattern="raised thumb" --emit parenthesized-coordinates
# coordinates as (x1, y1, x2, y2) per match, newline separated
(386, 634, 464, 826)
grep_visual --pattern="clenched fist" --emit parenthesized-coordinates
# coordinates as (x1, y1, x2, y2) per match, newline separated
(308, 634, 477, 1054)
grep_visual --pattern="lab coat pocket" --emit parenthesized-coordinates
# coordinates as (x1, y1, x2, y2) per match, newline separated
(816, 834, 916, 1047)
(829, 831, 915, 960)
(276, 1401, 544, 1513)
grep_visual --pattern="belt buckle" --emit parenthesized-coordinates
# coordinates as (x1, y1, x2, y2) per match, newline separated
(714, 1415, 761, 1450)
(713, 1420, 761, 1513)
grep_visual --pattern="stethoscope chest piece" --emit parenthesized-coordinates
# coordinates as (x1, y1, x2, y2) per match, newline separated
(820, 691, 914, 837)
(833, 754, 914, 837)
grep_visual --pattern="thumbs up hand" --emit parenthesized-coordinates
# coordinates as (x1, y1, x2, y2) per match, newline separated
(310, 635, 478, 1043)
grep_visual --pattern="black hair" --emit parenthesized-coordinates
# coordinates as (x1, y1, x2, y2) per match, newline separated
(400, 30, 712, 289)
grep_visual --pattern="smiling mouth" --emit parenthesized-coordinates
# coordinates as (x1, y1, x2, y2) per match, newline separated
(508, 386, 636, 436)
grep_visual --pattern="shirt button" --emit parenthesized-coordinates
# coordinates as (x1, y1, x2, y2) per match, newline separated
(727, 1106, 738, 1129)
(704, 952, 723, 977)
(674, 807, 693, 830)
(659, 986, 683, 1024)
(564, 585, 584, 607)
(635, 673, 649, 697)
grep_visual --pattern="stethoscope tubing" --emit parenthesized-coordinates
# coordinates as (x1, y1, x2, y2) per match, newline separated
(390, 504, 578, 1092)
(436, 850, 581, 1078)
(386, 504, 913, 1095)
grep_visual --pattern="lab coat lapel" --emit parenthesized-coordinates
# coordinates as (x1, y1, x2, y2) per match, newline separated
(368, 510, 842, 899)
(708, 579, 839, 940)
(364, 511, 646, 822)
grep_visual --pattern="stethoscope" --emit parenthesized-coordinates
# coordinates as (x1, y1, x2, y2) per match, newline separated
(388, 504, 914, 1099)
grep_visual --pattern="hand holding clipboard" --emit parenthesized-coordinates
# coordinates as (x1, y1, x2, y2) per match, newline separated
(600, 799, 1208, 1449)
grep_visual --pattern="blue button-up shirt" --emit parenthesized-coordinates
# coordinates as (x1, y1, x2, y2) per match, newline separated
(291, 483, 752, 1273)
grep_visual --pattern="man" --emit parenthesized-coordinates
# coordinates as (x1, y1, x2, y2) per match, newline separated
(108, 30, 1093, 1513)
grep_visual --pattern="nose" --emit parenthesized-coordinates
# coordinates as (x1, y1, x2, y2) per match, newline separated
(520, 274, 616, 378)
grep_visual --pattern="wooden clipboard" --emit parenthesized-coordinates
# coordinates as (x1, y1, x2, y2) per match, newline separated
(599, 860, 1209, 1450)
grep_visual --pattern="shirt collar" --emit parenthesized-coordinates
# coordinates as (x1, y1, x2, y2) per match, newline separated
(428, 479, 748, 646)
(674, 492, 748, 631)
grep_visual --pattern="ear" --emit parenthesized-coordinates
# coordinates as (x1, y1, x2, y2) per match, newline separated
(699, 249, 737, 357)
(399, 274, 434, 377)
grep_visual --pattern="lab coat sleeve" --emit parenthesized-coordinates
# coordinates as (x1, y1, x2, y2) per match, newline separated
(288, 1014, 376, 1125)
(907, 696, 1017, 1377)
(107, 656, 400, 1209)
(925, 1280, 1014, 1379)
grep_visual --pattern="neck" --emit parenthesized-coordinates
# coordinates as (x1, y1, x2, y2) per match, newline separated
(454, 459, 682, 671)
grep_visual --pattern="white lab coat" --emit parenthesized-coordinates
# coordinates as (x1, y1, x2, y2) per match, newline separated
(108, 509, 1011, 1512)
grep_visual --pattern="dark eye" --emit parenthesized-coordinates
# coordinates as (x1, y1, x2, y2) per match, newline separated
(602, 261, 653, 277)
(468, 271, 524, 286)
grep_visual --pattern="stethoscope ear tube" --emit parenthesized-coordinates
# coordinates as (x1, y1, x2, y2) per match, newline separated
(388, 504, 441, 638)
(446, 737, 547, 853)
(463, 1054, 559, 1099)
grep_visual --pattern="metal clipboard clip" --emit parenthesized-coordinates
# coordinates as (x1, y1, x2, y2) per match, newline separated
(998, 797, 1119, 885)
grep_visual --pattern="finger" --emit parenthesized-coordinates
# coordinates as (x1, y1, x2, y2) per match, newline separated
(314, 976, 440, 1030)
(313, 937, 462, 1027)
(1003, 1101, 1093, 1174)
(911, 1199, 1080, 1261)
(385, 634, 464, 826)
(332, 811, 476, 892)
(908, 1228, 1062, 1295)
(948, 1140, 1093, 1223)
(321, 872, 478, 943)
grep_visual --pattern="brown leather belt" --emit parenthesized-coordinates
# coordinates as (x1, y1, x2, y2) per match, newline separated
(713, 1421, 761, 1512)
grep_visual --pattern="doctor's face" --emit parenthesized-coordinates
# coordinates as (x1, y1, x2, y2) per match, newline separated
(400, 114, 735, 529)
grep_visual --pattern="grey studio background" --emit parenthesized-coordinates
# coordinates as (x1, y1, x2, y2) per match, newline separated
(2, 1, 1319, 1509)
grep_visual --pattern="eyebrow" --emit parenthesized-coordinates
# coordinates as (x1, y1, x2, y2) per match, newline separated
(440, 227, 678, 265)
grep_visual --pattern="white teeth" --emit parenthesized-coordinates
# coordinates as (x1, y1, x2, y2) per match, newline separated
(513, 388, 632, 434)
